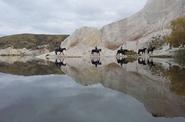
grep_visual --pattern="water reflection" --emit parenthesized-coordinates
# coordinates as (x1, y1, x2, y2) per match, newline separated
(55, 59, 67, 68)
(0, 56, 63, 76)
(57, 57, 185, 118)
(0, 56, 185, 119)
(116, 57, 129, 66)
(91, 56, 102, 67)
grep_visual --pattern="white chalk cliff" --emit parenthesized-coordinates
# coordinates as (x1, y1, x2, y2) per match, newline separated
(61, 0, 185, 56)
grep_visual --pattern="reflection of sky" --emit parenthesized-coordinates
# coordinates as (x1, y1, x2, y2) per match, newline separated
(0, 74, 184, 122)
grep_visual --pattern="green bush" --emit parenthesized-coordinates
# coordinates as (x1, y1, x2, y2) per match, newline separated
(148, 35, 166, 49)
(166, 17, 185, 47)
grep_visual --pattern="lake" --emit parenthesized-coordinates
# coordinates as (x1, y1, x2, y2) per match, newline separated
(0, 56, 184, 122)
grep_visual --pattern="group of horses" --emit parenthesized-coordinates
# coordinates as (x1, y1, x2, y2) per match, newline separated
(138, 47, 155, 54)
(55, 46, 102, 56)
(55, 46, 156, 57)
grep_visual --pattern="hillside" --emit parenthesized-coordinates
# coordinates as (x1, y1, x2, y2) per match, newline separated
(58, 0, 185, 57)
(0, 34, 69, 51)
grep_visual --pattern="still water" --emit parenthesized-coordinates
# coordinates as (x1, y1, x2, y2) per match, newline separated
(0, 56, 184, 122)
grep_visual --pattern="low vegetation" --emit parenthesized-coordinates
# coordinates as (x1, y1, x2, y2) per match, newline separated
(148, 34, 166, 49)
(0, 34, 69, 51)
(166, 17, 185, 47)
(164, 17, 185, 64)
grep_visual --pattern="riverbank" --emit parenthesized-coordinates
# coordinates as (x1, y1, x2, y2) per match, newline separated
(0, 47, 50, 56)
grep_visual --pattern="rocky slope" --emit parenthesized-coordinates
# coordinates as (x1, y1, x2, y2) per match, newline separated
(0, 34, 68, 56)
(60, 0, 185, 57)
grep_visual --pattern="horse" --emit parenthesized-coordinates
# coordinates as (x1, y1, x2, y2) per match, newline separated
(55, 47, 67, 55)
(147, 47, 155, 54)
(117, 58, 129, 66)
(117, 47, 129, 56)
(91, 46, 102, 56)
(55, 59, 66, 68)
(138, 58, 147, 65)
(138, 48, 147, 54)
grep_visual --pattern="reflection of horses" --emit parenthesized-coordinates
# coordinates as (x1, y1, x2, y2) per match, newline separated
(138, 58, 147, 65)
(147, 59, 155, 68)
(117, 58, 129, 66)
(117, 47, 128, 56)
(91, 57, 102, 67)
(55, 59, 66, 68)
(55, 47, 67, 55)
(91, 46, 102, 56)
(147, 47, 156, 54)
(138, 48, 147, 54)
(138, 58, 155, 68)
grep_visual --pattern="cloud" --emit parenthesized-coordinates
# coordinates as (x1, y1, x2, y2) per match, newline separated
(0, 0, 147, 36)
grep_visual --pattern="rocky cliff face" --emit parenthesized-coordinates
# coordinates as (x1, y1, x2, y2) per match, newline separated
(61, 0, 185, 56)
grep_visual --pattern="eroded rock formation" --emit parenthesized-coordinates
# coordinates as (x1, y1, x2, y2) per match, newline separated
(61, 0, 185, 56)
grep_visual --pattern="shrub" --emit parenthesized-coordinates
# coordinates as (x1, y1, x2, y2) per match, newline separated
(148, 35, 166, 49)
(166, 17, 185, 47)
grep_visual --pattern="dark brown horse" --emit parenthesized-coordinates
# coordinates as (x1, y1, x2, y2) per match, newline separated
(55, 47, 67, 55)
(147, 47, 156, 54)
(138, 48, 147, 54)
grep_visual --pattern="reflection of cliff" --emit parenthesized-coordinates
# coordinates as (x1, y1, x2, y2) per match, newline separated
(151, 64, 185, 96)
(60, 58, 185, 118)
(169, 66, 185, 96)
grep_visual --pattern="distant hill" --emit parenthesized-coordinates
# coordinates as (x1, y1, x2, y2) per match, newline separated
(0, 34, 69, 51)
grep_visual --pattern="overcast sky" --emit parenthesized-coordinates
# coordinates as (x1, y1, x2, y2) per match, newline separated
(0, 0, 147, 36)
